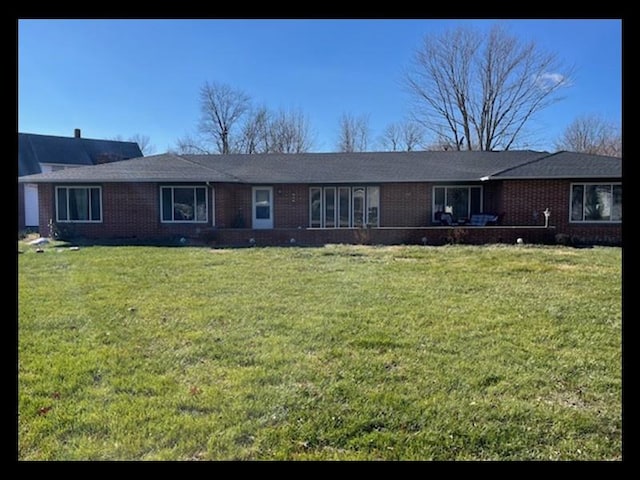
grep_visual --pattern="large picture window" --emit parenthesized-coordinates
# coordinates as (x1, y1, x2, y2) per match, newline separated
(310, 186, 379, 228)
(56, 186, 102, 222)
(161, 186, 209, 223)
(433, 186, 482, 223)
(570, 183, 621, 223)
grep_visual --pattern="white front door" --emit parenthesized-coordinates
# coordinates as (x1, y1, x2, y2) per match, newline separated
(24, 183, 39, 227)
(252, 186, 273, 229)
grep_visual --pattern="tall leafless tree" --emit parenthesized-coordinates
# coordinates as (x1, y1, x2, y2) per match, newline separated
(235, 106, 315, 154)
(174, 81, 316, 155)
(380, 123, 401, 152)
(237, 106, 271, 154)
(406, 24, 572, 151)
(198, 81, 251, 154)
(379, 121, 425, 151)
(555, 114, 621, 157)
(337, 113, 371, 152)
(268, 108, 315, 153)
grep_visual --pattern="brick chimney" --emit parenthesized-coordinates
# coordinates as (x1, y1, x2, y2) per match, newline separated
(74, 128, 81, 138)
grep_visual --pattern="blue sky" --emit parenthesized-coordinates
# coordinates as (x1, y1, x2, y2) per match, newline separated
(18, 19, 621, 153)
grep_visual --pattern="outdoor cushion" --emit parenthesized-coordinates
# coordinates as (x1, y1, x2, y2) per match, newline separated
(469, 214, 498, 226)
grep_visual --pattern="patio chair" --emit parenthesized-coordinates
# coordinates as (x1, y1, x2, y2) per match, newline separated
(439, 212, 454, 226)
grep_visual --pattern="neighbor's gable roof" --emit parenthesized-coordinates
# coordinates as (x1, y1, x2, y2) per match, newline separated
(18, 132, 143, 177)
(18, 150, 621, 184)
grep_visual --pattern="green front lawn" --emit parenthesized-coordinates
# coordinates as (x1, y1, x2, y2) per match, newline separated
(18, 243, 622, 460)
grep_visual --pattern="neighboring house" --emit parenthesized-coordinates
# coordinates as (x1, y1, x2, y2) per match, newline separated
(18, 130, 143, 232)
(18, 150, 621, 246)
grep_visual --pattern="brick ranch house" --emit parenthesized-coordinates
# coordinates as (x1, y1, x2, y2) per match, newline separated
(18, 150, 621, 246)
(18, 130, 143, 232)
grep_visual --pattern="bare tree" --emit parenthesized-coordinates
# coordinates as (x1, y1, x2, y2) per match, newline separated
(337, 113, 370, 152)
(198, 81, 251, 154)
(379, 121, 425, 151)
(237, 106, 271, 154)
(401, 122, 425, 151)
(268, 108, 315, 153)
(174, 133, 214, 155)
(236, 107, 315, 154)
(380, 123, 401, 151)
(555, 114, 621, 157)
(128, 133, 156, 155)
(111, 134, 156, 155)
(173, 80, 317, 155)
(406, 24, 572, 151)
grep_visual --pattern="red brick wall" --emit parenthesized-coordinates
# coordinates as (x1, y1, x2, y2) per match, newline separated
(39, 183, 215, 239)
(35, 180, 621, 245)
(498, 178, 621, 244)
(274, 185, 308, 228)
(381, 183, 429, 227)
(499, 179, 562, 226)
(214, 184, 251, 228)
(104, 183, 158, 236)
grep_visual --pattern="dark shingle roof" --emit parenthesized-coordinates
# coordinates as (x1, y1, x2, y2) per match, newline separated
(18, 154, 240, 183)
(18, 133, 143, 177)
(18, 150, 621, 184)
(184, 150, 546, 183)
(491, 151, 622, 179)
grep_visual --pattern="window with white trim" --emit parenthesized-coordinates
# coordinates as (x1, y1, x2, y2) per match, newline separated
(310, 186, 379, 228)
(56, 186, 102, 222)
(570, 183, 621, 223)
(160, 186, 209, 223)
(433, 186, 482, 223)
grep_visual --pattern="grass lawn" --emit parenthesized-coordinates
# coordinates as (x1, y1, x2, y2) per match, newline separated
(17, 242, 621, 460)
